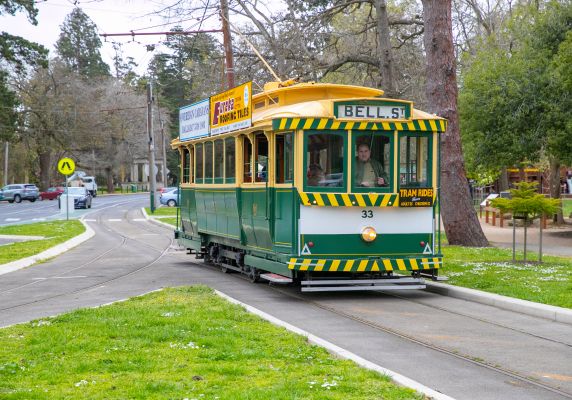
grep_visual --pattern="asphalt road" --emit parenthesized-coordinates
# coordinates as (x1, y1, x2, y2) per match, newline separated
(0, 196, 571, 400)
(0, 193, 149, 226)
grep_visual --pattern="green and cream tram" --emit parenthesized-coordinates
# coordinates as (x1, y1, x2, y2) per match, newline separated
(172, 80, 445, 291)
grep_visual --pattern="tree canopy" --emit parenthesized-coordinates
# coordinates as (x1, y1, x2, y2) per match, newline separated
(55, 7, 110, 78)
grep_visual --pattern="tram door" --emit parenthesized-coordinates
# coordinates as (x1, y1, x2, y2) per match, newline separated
(241, 133, 273, 249)
(273, 132, 295, 253)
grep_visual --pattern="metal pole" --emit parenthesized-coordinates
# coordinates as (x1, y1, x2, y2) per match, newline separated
(523, 216, 527, 263)
(539, 214, 543, 263)
(66, 174, 69, 221)
(147, 82, 157, 212)
(512, 216, 516, 262)
(3, 141, 8, 186)
(160, 120, 168, 188)
(220, 0, 235, 89)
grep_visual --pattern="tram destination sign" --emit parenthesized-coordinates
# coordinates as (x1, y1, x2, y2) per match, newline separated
(179, 99, 210, 141)
(399, 188, 434, 207)
(210, 82, 252, 135)
(334, 100, 412, 120)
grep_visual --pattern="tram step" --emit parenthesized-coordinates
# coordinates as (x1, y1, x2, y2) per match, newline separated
(260, 273, 293, 284)
(301, 277, 426, 292)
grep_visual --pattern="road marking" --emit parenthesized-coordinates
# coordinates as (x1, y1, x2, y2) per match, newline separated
(107, 219, 122, 222)
(83, 219, 97, 222)
(32, 218, 47, 221)
(5, 218, 20, 222)
(33, 276, 88, 280)
(133, 218, 147, 221)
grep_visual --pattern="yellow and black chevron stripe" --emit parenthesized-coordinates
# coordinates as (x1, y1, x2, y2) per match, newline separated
(299, 192, 399, 207)
(287, 257, 441, 272)
(272, 118, 447, 132)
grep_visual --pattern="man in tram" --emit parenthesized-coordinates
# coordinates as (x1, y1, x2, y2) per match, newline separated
(355, 143, 388, 187)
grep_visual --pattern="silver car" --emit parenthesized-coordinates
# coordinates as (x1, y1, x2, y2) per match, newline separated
(0, 184, 40, 203)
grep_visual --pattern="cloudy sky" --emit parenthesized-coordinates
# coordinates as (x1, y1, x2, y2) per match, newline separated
(1, 0, 222, 74)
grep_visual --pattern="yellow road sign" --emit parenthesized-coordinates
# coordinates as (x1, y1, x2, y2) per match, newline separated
(58, 157, 75, 175)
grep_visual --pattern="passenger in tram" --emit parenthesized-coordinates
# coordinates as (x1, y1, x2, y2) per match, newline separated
(355, 143, 388, 187)
(307, 163, 325, 186)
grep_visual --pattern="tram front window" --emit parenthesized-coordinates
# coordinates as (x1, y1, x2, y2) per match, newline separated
(400, 135, 430, 187)
(353, 133, 391, 190)
(305, 133, 344, 188)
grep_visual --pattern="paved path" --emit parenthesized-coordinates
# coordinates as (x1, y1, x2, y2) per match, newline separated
(479, 217, 572, 258)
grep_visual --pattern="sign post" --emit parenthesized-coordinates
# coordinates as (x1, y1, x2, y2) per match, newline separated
(58, 157, 75, 221)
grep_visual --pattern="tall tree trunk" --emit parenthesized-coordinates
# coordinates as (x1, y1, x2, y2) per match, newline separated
(374, 0, 397, 98)
(421, 0, 488, 246)
(499, 166, 509, 192)
(549, 159, 564, 224)
(38, 150, 51, 191)
(106, 166, 114, 194)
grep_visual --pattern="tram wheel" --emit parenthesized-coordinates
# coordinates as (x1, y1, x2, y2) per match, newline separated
(248, 267, 260, 283)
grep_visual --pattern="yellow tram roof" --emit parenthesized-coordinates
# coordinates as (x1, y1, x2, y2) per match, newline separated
(172, 81, 445, 147)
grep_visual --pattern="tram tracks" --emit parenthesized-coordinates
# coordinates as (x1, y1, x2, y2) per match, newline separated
(263, 283, 572, 399)
(184, 261, 572, 399)
(0, 206, 174, 313)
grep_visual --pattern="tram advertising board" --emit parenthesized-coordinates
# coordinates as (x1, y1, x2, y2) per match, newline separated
(179, 99, 210, 141)
(210, 82, 252, 135)
(399, 188, 434, 207)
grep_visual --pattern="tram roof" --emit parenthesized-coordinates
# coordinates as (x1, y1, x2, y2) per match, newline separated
(252, 81, 442, 124)
(172, 82, 445, 147)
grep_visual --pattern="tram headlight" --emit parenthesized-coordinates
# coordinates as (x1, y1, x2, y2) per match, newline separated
(361, 226, 377, 242)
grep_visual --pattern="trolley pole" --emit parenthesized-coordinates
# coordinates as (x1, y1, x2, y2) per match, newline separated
(221, 0, 235, 89)
(147, 81, 157, 212)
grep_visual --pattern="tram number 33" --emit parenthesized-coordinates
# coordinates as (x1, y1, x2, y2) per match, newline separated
(361, 210, 374, 218)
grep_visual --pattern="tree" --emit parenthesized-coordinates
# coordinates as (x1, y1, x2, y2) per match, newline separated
(421, 0, 488, 246)
(491, 181, 559, 262)
(459, 1, 572, 223)
(1, 1, 47, 145)
(55, 7, 110, 78)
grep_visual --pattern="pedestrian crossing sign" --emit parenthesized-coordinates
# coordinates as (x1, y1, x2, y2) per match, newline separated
(58, 157, 75, 175)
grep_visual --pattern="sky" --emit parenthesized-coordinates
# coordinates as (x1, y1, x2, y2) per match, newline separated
(0, 0, 224, 74)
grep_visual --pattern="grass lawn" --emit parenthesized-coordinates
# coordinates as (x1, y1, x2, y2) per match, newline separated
(0, 286, 421, 400)
(145, 206, 178, 216)
(563, 198, 572, 217)
(443, 245, 572, 308)
(0, 221, 84, 265)
(160, 217, 177, 226)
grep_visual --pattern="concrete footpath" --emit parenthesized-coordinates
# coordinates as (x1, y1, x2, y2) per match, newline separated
(479, 216, 572, 258)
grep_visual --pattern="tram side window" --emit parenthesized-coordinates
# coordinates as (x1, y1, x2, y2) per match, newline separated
(255, 132, 268, 183)
(182, 147, 191, 183)
(225, 138, 235, 183)
(214, 139, 224, 184)
(204, 142, 213, 184)
(399, 135, 430, 187)
(353, 133, 391, 189)
(195, 143, 203, 184)
(276, 132, 294, 184)
(305, 133, 344, 188)
(243, 137, 253, 183)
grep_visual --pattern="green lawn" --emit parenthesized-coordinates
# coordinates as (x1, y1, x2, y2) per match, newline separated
(145, 206, 178, 216)
(0, 287, 421, 400)
(443, 245, 572, 308)
(563, 198, 572, 217)
(0, 221, 85, 265)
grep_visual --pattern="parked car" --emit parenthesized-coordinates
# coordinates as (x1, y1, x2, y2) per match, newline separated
(39, 186, 64, 201)
(160, 188, 179, 207)
(58, 187, 92, 209)
(0, 184, 40, 203)
(160, 186, 177, 194)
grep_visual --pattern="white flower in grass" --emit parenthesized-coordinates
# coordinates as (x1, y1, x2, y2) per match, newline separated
(74, 380, 88, 387)
(161, 312, 180, 317)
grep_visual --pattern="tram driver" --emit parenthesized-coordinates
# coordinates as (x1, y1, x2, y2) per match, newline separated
(355, 143, 388, 187)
